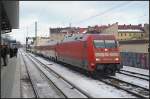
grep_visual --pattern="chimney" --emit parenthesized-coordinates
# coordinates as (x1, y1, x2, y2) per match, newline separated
(49, 27, 51, 37)
(95, 25, 98, 28)
(138, 24, 142, 27)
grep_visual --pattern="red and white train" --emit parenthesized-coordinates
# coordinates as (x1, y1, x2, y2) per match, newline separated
(33, 33, 123, 75)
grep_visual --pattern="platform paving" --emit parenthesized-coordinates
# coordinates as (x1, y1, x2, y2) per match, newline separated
(1, 53, 21, 98)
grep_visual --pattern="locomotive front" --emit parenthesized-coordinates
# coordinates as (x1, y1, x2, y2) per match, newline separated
(89, 34, 123, 75)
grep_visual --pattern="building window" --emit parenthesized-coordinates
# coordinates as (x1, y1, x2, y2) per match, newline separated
(121, 33, 122, 36)
(124, 33, 126, 36)
(141, 34, 143, 37)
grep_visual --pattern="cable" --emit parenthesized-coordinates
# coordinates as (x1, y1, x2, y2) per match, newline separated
(73, 1, 132, 26)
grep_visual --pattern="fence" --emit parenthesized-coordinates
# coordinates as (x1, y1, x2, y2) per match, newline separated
(120, 52, 149, 70)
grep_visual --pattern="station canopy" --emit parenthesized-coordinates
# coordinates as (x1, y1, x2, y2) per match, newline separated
(1, 1, 19, 34)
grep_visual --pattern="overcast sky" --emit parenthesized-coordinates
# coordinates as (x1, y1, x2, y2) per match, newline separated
(8, 1, 149, 44)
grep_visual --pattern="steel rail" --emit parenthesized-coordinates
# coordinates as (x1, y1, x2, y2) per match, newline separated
(20, 51, 39, 98)
(19, 51, 35, 98)
(27, 53, 93, 98)
(22, 51, 67, 98)
(28, 51, 149, 98)
(99, 76, 149, 99)
(25, 53, 68, 98)
(117, 71, 149, 81)
(120, 70, 149, 78)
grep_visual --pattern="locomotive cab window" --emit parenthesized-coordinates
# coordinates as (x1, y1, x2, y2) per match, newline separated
(93, 40, 117, 48)
(93, 40, 105, 48)
(105, 40, 117, 48)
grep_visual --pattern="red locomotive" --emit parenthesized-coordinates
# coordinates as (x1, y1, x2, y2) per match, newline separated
(34, 33, 123, 76)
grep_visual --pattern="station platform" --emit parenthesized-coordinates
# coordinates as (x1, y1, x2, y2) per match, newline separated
(1, 54, 21, 98)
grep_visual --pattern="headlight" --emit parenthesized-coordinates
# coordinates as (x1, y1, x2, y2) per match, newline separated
(115, 58, 119, 61)
(96, 58, 100, 61)
(104, 48, 108, 51)
(91, 63, 95, 66)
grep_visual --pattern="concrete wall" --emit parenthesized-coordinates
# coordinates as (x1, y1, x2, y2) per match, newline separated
(120, 43, 148, 53)
(119, 40, 149, 69)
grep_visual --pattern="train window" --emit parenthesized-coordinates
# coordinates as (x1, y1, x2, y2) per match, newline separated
(141, 34, 143, 37)
(75, 37, 78, 40)
(93, 40, 105, 48)
(105, 40, 117, 48)
(79, 37, 83, 39)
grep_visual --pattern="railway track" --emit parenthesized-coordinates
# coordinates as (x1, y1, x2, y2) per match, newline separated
(20, 52, 39, 98)
(115, 72, 149, 90)
(98, 76, 149, 99)
(117, 71, 149, 81)
(19, 51, 36, 98)
(29, 52, 149, 98)
(21, 52, 67, 98)
(119, 70, 149, 81)
(24, 52, 92, 98)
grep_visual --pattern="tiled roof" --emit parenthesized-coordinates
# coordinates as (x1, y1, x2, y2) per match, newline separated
(118, 24, 144, 30)
(118, 24, 145, 33)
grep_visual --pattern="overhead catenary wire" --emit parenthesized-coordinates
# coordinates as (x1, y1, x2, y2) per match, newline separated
(73, 1, 133, 26)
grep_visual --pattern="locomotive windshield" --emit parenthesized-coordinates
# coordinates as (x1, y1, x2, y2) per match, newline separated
(94, 40, 117, 48)
(105, 40, 117, 48)
(93, 40, 105, 48)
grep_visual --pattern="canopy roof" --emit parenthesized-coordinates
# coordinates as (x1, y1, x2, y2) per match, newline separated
(1, 1, 19, 33)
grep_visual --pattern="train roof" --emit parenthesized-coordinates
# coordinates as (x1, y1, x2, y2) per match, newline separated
(34, 33, 116, 46)
(35, 39, 60, 46)
(86, 33, 115, 36)
(63, 33, 116, 42)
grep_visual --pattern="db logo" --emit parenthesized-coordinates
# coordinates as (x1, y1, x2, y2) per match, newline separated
(104, 53, 109, 56)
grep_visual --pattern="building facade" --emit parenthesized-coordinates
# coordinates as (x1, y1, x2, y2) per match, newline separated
(49, 23, 149, 42)
(118, 24, 146, 41)
(143, 23, 149, 39)
(35, 37, 50, 46)
(101, 22, 118, 38)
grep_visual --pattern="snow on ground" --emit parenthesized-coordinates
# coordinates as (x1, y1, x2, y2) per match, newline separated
(122, 66, 149, 76)
(118, 29, 143, 32)
(115, 73, 149, 89)
(31, 54, 136, 98)
(120, 71, 149, 80)
(23, 53, 65, 98)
